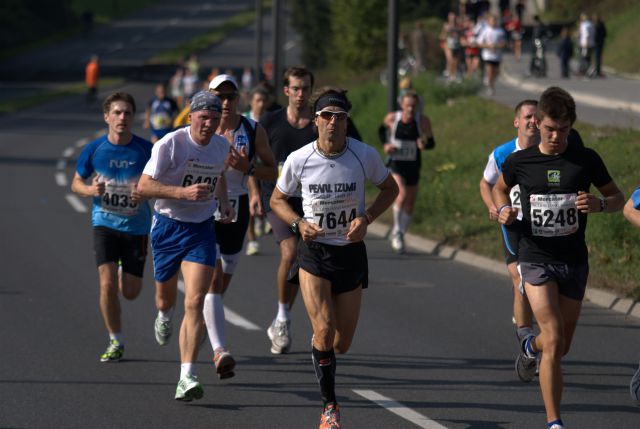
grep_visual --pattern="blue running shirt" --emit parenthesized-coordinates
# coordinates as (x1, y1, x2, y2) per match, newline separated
(76, 135, 153, 235)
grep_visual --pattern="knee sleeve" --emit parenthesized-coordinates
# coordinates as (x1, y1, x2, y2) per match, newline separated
(221, 251, 241, 274)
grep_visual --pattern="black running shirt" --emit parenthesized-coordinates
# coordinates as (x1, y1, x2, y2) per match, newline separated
(502, 143, 612, 264)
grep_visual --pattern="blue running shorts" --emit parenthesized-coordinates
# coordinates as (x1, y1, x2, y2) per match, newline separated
(150, 214, 216, 282)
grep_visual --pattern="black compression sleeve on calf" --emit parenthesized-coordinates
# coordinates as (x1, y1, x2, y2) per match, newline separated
(312, 347, 337, 405)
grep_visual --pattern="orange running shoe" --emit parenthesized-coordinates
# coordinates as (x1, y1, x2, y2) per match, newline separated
(319, 403, 341, 429)
(213, 347, 236, 379)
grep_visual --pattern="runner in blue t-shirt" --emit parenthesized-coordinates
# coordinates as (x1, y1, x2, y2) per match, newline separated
(144, 83, 179, 143)
(72, 92, 153, 363)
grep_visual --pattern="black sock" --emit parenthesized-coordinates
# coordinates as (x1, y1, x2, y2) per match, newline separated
(312, 346, 336, 405)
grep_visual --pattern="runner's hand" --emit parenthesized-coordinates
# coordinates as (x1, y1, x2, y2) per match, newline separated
(383, 143, 396, 155)
(92, 176, 105, 196)
(498, 206, 518, 225)
(217, 200, 235, 224)
(227, 146, 250, 173)
(489, 205, 499, 221)
(249, 193, 263, 217)
(346, 216, 368, 242)
(300, 221, 323, 243)
(182, 183, 213, 201)
(576, 191, 598, 213)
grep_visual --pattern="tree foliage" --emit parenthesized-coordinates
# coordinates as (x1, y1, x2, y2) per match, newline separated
(288, 0, 331, 69)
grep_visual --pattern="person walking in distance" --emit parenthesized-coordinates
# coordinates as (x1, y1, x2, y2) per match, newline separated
(381, 90, 435, 254)
(270, 89, 398, 429)
(71, 92, 153, 362)
(493, 87, 624, 428)
(138, 91, 235, 401)
(85, 55, 100, 105)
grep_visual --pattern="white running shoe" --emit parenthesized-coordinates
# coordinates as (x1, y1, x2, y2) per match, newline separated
(267, 319, 291, 354)
(174, 374, 203, 401)
(246, 240, 259, 256)
(154, 315, 172, 346)
(391, 233, 405, 254)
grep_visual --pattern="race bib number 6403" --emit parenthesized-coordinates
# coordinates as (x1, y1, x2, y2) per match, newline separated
(530, 193, 579, 237)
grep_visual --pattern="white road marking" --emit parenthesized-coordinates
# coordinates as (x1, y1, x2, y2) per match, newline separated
(56, 160, 67, 170)
(284, 40, 296, 51)
(62, 147, 75, 158)
(55, 172, 68, 187)
(65, 194, 88, 213)
(131, 34, 144, 43)
(177, 280, 261, 331)
(75, 138, 89, 148)
(352, 389, 448, 429)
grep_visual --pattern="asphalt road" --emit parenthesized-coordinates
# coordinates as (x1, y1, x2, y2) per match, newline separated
(1, 2, 639, 428)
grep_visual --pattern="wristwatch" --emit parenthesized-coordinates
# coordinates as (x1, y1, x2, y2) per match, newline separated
(290, 217, 303, 235)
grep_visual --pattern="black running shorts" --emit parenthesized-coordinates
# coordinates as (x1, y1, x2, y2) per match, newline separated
(297, 240, 368, 294)
(215, 194, 250, 255)
(93, 226, 148, 277)
(519, 262, 589, 301)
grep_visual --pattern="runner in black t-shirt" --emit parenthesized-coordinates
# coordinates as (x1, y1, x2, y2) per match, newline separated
(493, 87, 624, 429)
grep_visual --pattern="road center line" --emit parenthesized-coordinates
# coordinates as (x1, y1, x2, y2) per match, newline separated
(352, 389, 448, 429)
(62, 147, 75, 158)
(65, 194, 88, 213)
(177, 280, 261, 331)
(55, 172, 68, 187)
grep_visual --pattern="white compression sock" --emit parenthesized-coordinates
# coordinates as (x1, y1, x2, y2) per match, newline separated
(203, 293, 225, 351)
(109, 332, 123, 344)
(392, 205, 402, 235)
(399, 210, 412, 234)
(180, 362, 194, 379)
(158, 307, 173, 322)
(276, 302, 289, 322)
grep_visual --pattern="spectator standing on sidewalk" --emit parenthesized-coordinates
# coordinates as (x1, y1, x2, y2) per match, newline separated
(557, 27, 573, 79)
(578, 13, 595, 76)
(593, 14, 607, 78)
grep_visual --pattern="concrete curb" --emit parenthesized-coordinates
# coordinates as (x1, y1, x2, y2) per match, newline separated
(367, 222, 640, 320)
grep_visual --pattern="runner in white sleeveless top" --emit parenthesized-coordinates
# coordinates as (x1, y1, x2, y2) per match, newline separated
(271, 89, 398, 429)
(138, 91, 235, 402)
(203, 74, 277, 380)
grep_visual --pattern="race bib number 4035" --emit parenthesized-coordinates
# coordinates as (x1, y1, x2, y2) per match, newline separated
(529, 193, 578, 237)
(101, 182, 138, 216)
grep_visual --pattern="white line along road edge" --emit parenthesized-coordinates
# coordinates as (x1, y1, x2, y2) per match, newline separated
(177, 279, 261, 331)
(353, 389, 449, 429)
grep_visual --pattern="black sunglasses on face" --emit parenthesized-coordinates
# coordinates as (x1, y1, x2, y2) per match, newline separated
(316, 111, 348, 121)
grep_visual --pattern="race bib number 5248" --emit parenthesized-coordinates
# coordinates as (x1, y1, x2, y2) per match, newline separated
(529, 193, 578, 237)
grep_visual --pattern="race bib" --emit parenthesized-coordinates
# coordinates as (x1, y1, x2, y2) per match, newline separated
(390, 139, 418, 161)
(214, 196, 239, 222)
(312, 195, 357, 237)
(101, 182, 139, 216)
(181, 161, 223, 199)
(529, 193, 579, 237)
(151, 112, 172, 129)
(510, 184, 523, 220)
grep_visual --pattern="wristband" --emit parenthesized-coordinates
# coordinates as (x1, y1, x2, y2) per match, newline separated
(498, 204, 512, 216)
(599, 197, 607, 212)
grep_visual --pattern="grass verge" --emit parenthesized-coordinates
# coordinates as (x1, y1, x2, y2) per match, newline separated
(347, 72, 640, 299)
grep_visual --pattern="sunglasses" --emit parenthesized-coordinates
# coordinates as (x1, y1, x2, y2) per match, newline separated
(316, 110, 348, 121)
(211, 91, 238, 101)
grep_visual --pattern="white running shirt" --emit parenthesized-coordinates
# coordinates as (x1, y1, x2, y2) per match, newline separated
(276, 138, 389, 246)
(143, 127, 229, 223)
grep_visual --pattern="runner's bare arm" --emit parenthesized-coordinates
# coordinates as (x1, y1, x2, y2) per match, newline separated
(623, 197, 640, 228)
(138, 174, 210, 201)
(492, 174, 517, 225)
(479, 178, 499, 220)
(71, 172, 105, 197)
(253, 125, 278, 181)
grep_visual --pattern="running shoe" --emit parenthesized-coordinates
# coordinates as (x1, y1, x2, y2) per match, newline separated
(391, 232, 405, 254)
(213, 347, 236, 379)
(175, 374, 204, 401)
(515, 352, 537, 382)
(267, 319, 291, 354)
(246, 240, 260, 256)
(631, 361, 640, 402)
(99, 339, 124, 362)
(154, 315, 172, 346)
(319, 402, 341, 429)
